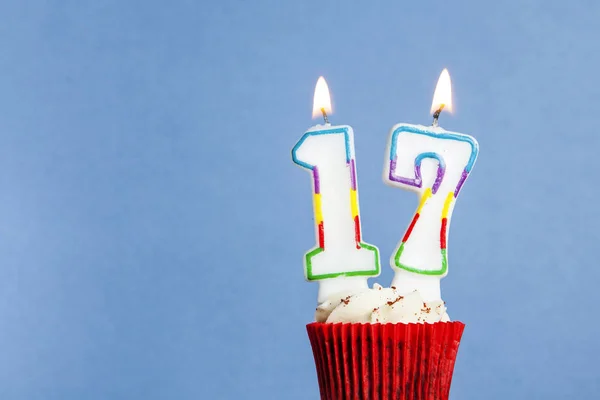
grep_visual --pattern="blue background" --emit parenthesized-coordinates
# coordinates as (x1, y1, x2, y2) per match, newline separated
(0, 1, 597, 399)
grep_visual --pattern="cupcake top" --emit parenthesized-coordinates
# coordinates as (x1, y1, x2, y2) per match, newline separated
(315, 283, 450, 324)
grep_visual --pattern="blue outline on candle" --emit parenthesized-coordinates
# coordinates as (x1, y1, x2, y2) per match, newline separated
(386, 124, 479, 276)
(292, 126, 380, 281)
(292, 127, 352, 166)
(388, 125, 477, 172)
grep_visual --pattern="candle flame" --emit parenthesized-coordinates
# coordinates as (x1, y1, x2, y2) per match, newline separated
(430, 69, 453, 115)
(312, 76, 332, 119)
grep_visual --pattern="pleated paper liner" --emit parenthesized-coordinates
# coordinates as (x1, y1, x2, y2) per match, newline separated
(306, 321, 465, 400)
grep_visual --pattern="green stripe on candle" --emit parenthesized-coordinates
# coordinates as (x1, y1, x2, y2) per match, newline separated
(394, 244, 447, 276)
(305, 243, 380, 281)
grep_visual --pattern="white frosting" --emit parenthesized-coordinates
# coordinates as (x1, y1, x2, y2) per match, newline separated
(315, 283, 450, 324)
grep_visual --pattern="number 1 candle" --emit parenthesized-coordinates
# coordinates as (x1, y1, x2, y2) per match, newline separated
(383, 69, 479, 302)
(293, 77, 380, 303)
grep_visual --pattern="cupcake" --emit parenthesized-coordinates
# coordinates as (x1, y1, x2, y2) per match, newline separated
(292, 73, 475, 399)
(306, 284, 464, 400)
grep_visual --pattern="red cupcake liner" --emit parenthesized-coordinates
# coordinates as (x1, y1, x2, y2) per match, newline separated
(306, 321, 465, 400)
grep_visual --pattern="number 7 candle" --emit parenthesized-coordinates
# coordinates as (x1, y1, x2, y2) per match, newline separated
(383, 69, 479, 302)
(293, 77, 380, 303)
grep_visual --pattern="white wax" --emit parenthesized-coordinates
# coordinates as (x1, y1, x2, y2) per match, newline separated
(384, 123, 478, 300)
(293, 124, 380, 303)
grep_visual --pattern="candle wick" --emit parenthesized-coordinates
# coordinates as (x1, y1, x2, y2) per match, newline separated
(432, 104, 445, 127)
(320, 108, 330, 125)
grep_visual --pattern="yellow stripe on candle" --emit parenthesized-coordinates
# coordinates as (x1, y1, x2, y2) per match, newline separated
(441, 192, 454, 219)
(350, 190, 358, 218)
(416, 188, 433, 214)
(314, 193, 323, 223)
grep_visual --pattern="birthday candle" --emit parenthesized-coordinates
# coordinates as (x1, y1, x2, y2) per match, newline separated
(293, 77, 380, 303)
(383, 69, 479, 301)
